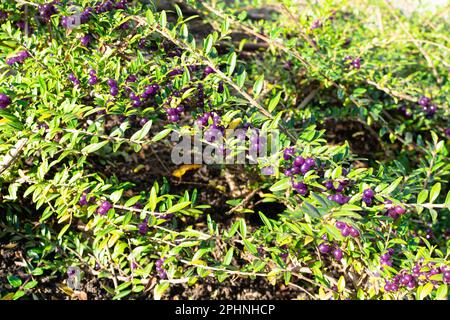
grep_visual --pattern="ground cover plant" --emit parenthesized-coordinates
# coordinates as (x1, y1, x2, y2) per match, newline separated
(0, 0, 449, 300)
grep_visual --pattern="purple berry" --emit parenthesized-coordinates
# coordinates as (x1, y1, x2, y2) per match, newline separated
(107, 79, 117, 87)
(138, 223, 148, 235)
(283, 147, 295, 160)
(363, 188, 374, 198)
(318, 243, 331, 254)
(349, 227, 360, 237)
(324, 180, 334, 190)
(81, 35, 90, 46)
(394, 206, 406, 215)
(418, 96, 431, 107)
(110, 86, 119, 96)
(341, 227, 350, 237)
(0, 93, 11, 109)
(305, 157, 315, 167)
(300, 163, 311, 174)
(406, 281, 416, 289)
(335, 221, 347, 230)
(204, 66, 214, 75)
(88, 76, 98, 85)
(333, 248, 343, 261)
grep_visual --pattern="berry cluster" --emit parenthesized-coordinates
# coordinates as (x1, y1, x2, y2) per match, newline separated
(88, 69, 98, 85)
(166, 104, 185, 123)
(418, 96, 437, 117)
(283, 147, 353, 203)
(61, 7, 92, 29)
(335, 221, 360, 238)
(343, 55, 361, 69)
(68, 73, 80, 86)
(78, 189, 94, 206)
(327, 192, 351, 205)
(138, 221, 148, 235)
(60, 1, 127, 29)
(196, 111, 223, 128)
(384, 200, 406, 219)
(318, 240, 344, 261)
(16, 21, 33, 34)
(38, 2, 58, 23)
(203, 66, 215, 77)
(6, 51, 30, 66)
(379, 248, 395, 267)
(279, 244, 289, 262)
(0, 10, 7, 21)
(107, 78, 119, 96)
(97, 0, 127, 13)
(97, 200, 112, 215)
(362, 188, 374, 206)
(81, 35, 90, 47)
(283, 148, 316, 177)
(0, 93, 11, 109)
(384, 259, 449, 293)
(155, 258, 167, 279)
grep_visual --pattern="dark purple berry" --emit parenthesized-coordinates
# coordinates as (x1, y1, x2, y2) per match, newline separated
(341, 227, 350, 237)
(363, 188, 374, 198)
(333, 248, 343, 261)
(418, 96, 431, 107)
(318, 243, 331, 254)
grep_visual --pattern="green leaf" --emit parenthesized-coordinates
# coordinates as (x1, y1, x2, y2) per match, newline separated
(417, 190, 428, 204)
(268, 92, 282, 112)
(324, 224, 343, 241)
(227, 52, 237, 75)
(253, 75, 264, 96)
(429, 208, 438, 224)
(435, 284, 448, 300)
(113, 289, 132, 300)
(12, 291, 25, 300)
(337, 276, 345, 293)
(239, 218, 247, 238)
(154, 282, 170, 300)
(23, 280, 38, 290)
(130, 120, 152, 142)
(204, 35, 213, 55)
(166, 201, 191, 214)
(243, 239, 258, 255)
(269, 177, 291, 192)
(81, 141, 109, 154)
(7, 276, 22, 288)
(429, 183, 441, 203)
(419, 283, 434, 300)
(110, 189, 123, 203)
(258, 212, 273, 231)
(152, 128, 172, 142)
(236, 70, 247, 88)
(159, 11, 167, 29)
(58, 224, 71, 239)
(303, 202, 320, 218)
(149, 187, 157, 212)
(223, 248, 234, 265)
(382, 177, 402, 195)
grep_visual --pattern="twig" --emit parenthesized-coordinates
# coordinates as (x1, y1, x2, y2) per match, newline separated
(0, 138, 28, 175)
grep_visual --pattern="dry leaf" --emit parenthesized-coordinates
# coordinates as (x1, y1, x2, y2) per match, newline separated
(172, 164, 201, 179)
